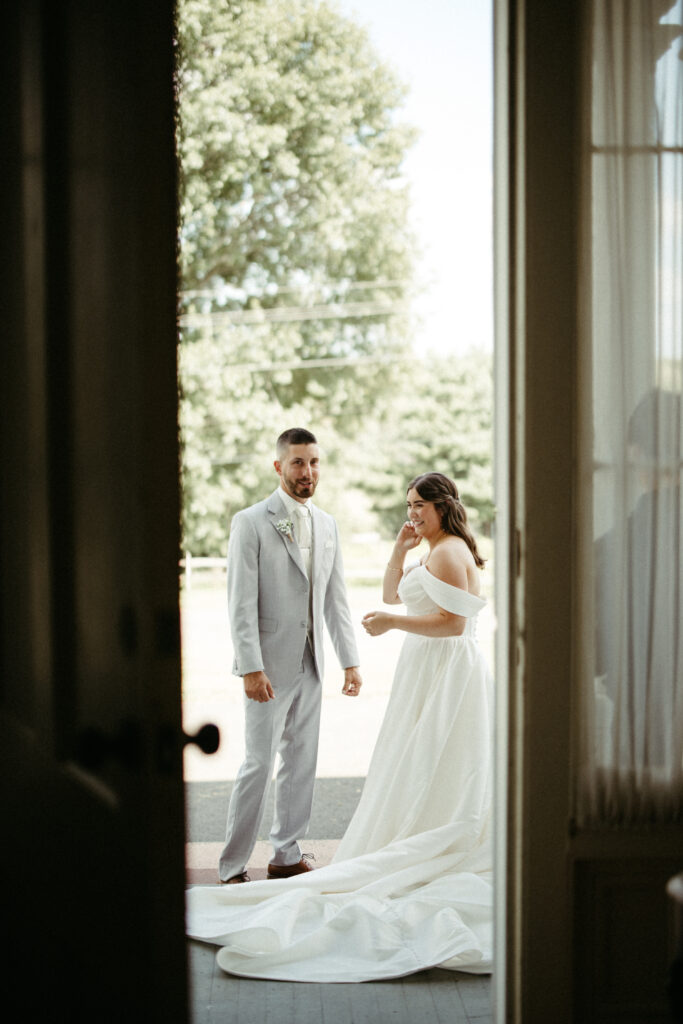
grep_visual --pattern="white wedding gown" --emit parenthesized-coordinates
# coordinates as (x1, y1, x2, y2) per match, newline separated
(186, 565, 494, 982)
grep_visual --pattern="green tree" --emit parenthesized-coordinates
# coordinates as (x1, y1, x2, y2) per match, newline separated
(362, 351, 494, 537)
(177, 0, 418, 552)
(177, 0, 415, 298)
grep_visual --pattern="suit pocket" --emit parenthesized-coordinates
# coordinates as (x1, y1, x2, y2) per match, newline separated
(259, 616, 278, 633)
(321, 538, 335, 573)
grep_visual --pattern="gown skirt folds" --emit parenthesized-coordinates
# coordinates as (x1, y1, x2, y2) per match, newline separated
(186, 565, 494, 982)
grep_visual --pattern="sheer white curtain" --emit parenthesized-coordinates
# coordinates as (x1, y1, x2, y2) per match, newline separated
(577, 0, 683, 825)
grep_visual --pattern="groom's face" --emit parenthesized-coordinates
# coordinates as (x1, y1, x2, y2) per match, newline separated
(275, 443, 320, 502)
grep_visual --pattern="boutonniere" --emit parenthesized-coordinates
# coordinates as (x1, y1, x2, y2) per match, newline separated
(275, 517, 294, 541)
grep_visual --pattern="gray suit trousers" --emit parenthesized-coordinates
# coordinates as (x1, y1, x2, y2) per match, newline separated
(218, 642, 322, 881)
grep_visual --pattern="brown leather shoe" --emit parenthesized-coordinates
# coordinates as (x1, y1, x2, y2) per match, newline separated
(220, 871, 251, 884)
(267, 855, 315, 879)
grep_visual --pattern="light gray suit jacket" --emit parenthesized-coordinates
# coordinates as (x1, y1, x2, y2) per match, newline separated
(227, 489, 359, 687)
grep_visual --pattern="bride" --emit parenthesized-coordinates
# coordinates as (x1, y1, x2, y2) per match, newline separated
(186, 472, 493, 982)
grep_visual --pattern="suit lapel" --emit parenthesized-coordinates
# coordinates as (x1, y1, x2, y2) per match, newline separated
(267, 491, 307, 578)
(310, 506, 324, 586)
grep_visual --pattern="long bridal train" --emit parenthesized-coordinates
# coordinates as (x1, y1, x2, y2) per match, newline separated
(186, 566, 493, 982)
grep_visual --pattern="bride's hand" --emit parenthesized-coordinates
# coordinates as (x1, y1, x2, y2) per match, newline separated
(362, 611, 393, 636)
(396, 521, 420, 551)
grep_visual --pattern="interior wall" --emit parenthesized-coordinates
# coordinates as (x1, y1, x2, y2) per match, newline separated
(500, 2, 683, 1021)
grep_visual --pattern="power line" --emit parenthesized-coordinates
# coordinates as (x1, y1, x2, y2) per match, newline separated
(179, 278, 409, 300)
(179, 298, 410, 328)
(200, 352, 406, 374)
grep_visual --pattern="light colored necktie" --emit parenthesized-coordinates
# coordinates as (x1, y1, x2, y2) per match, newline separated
(296, 504, 312, 550)
(295, 505, 313, 640)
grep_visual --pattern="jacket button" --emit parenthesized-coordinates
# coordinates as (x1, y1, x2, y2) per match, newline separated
(300, 621, 306, 628)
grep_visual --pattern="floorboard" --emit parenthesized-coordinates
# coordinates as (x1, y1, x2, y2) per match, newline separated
(345, 980, 381, 1023)
(323, 983, 356, 1024)
(292, 979, 324, 1024)
(188, 941, 491, 1023)
(398, 976, 437, 1020)
(188, 941, 217, 1022)
(428, 971, 473, 1024)
(457, 973, 492, 1020)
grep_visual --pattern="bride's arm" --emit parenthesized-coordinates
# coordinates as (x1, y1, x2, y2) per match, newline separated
(382, 522, 421, 604)
(365, 548, 470, 637)
(363, 607, 466, 638)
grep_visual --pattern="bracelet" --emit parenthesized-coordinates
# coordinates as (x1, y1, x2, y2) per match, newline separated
(386, 564, 403, 573)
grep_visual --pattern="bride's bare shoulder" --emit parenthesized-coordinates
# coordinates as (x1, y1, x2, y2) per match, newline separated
(426, 541, 467, 588)
(428, 539, 480, 595)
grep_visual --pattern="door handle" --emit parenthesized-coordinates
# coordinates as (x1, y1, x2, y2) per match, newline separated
(76, 720, 220, 774)
(155, 721, 220, 774)
(183, 723, 220, 755)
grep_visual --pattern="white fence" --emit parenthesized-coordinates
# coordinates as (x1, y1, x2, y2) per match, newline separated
(179, 552, 384, 590)
(179, 554, 225, 590)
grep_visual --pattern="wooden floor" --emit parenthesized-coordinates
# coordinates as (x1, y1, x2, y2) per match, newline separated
(189, 941, 492, 1024)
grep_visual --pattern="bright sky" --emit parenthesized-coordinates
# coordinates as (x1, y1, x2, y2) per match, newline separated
(337, 0, 494, 357)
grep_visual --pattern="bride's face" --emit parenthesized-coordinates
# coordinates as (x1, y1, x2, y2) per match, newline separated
(406, 488, 442, 541)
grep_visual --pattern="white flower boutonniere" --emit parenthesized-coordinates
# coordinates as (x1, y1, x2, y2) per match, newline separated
(275, 517, 294, 541)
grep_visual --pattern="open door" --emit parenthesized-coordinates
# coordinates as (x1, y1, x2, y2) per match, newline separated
(496, 1, 683, 1020)
(1, 2, 190, 1018)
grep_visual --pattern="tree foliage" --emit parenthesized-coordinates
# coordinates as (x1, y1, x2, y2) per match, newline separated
(176, 0, 494, 556)
(177, 0, 416, 297)
(177, 0, 421, 551)
(362, 351, 494, 537)
(180, 336, 494, 552)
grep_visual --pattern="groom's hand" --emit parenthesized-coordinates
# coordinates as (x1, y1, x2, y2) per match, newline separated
(342, 666, 362, 697)
(243, 670, 275, 703)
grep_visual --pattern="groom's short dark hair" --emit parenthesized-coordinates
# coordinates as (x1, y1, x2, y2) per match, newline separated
(276, 427, 317, 457)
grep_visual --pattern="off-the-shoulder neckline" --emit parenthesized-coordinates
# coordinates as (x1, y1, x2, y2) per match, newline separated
(414, 562, 483, 601)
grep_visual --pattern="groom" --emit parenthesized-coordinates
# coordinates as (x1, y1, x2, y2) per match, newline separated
(219, 427, 362, 884)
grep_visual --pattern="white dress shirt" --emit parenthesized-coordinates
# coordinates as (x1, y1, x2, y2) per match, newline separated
(279, 488, 313, 579)
(279, 488, 314, 643)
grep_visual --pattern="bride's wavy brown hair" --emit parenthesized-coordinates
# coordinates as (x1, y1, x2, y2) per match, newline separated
(407, 472, 486, 569)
